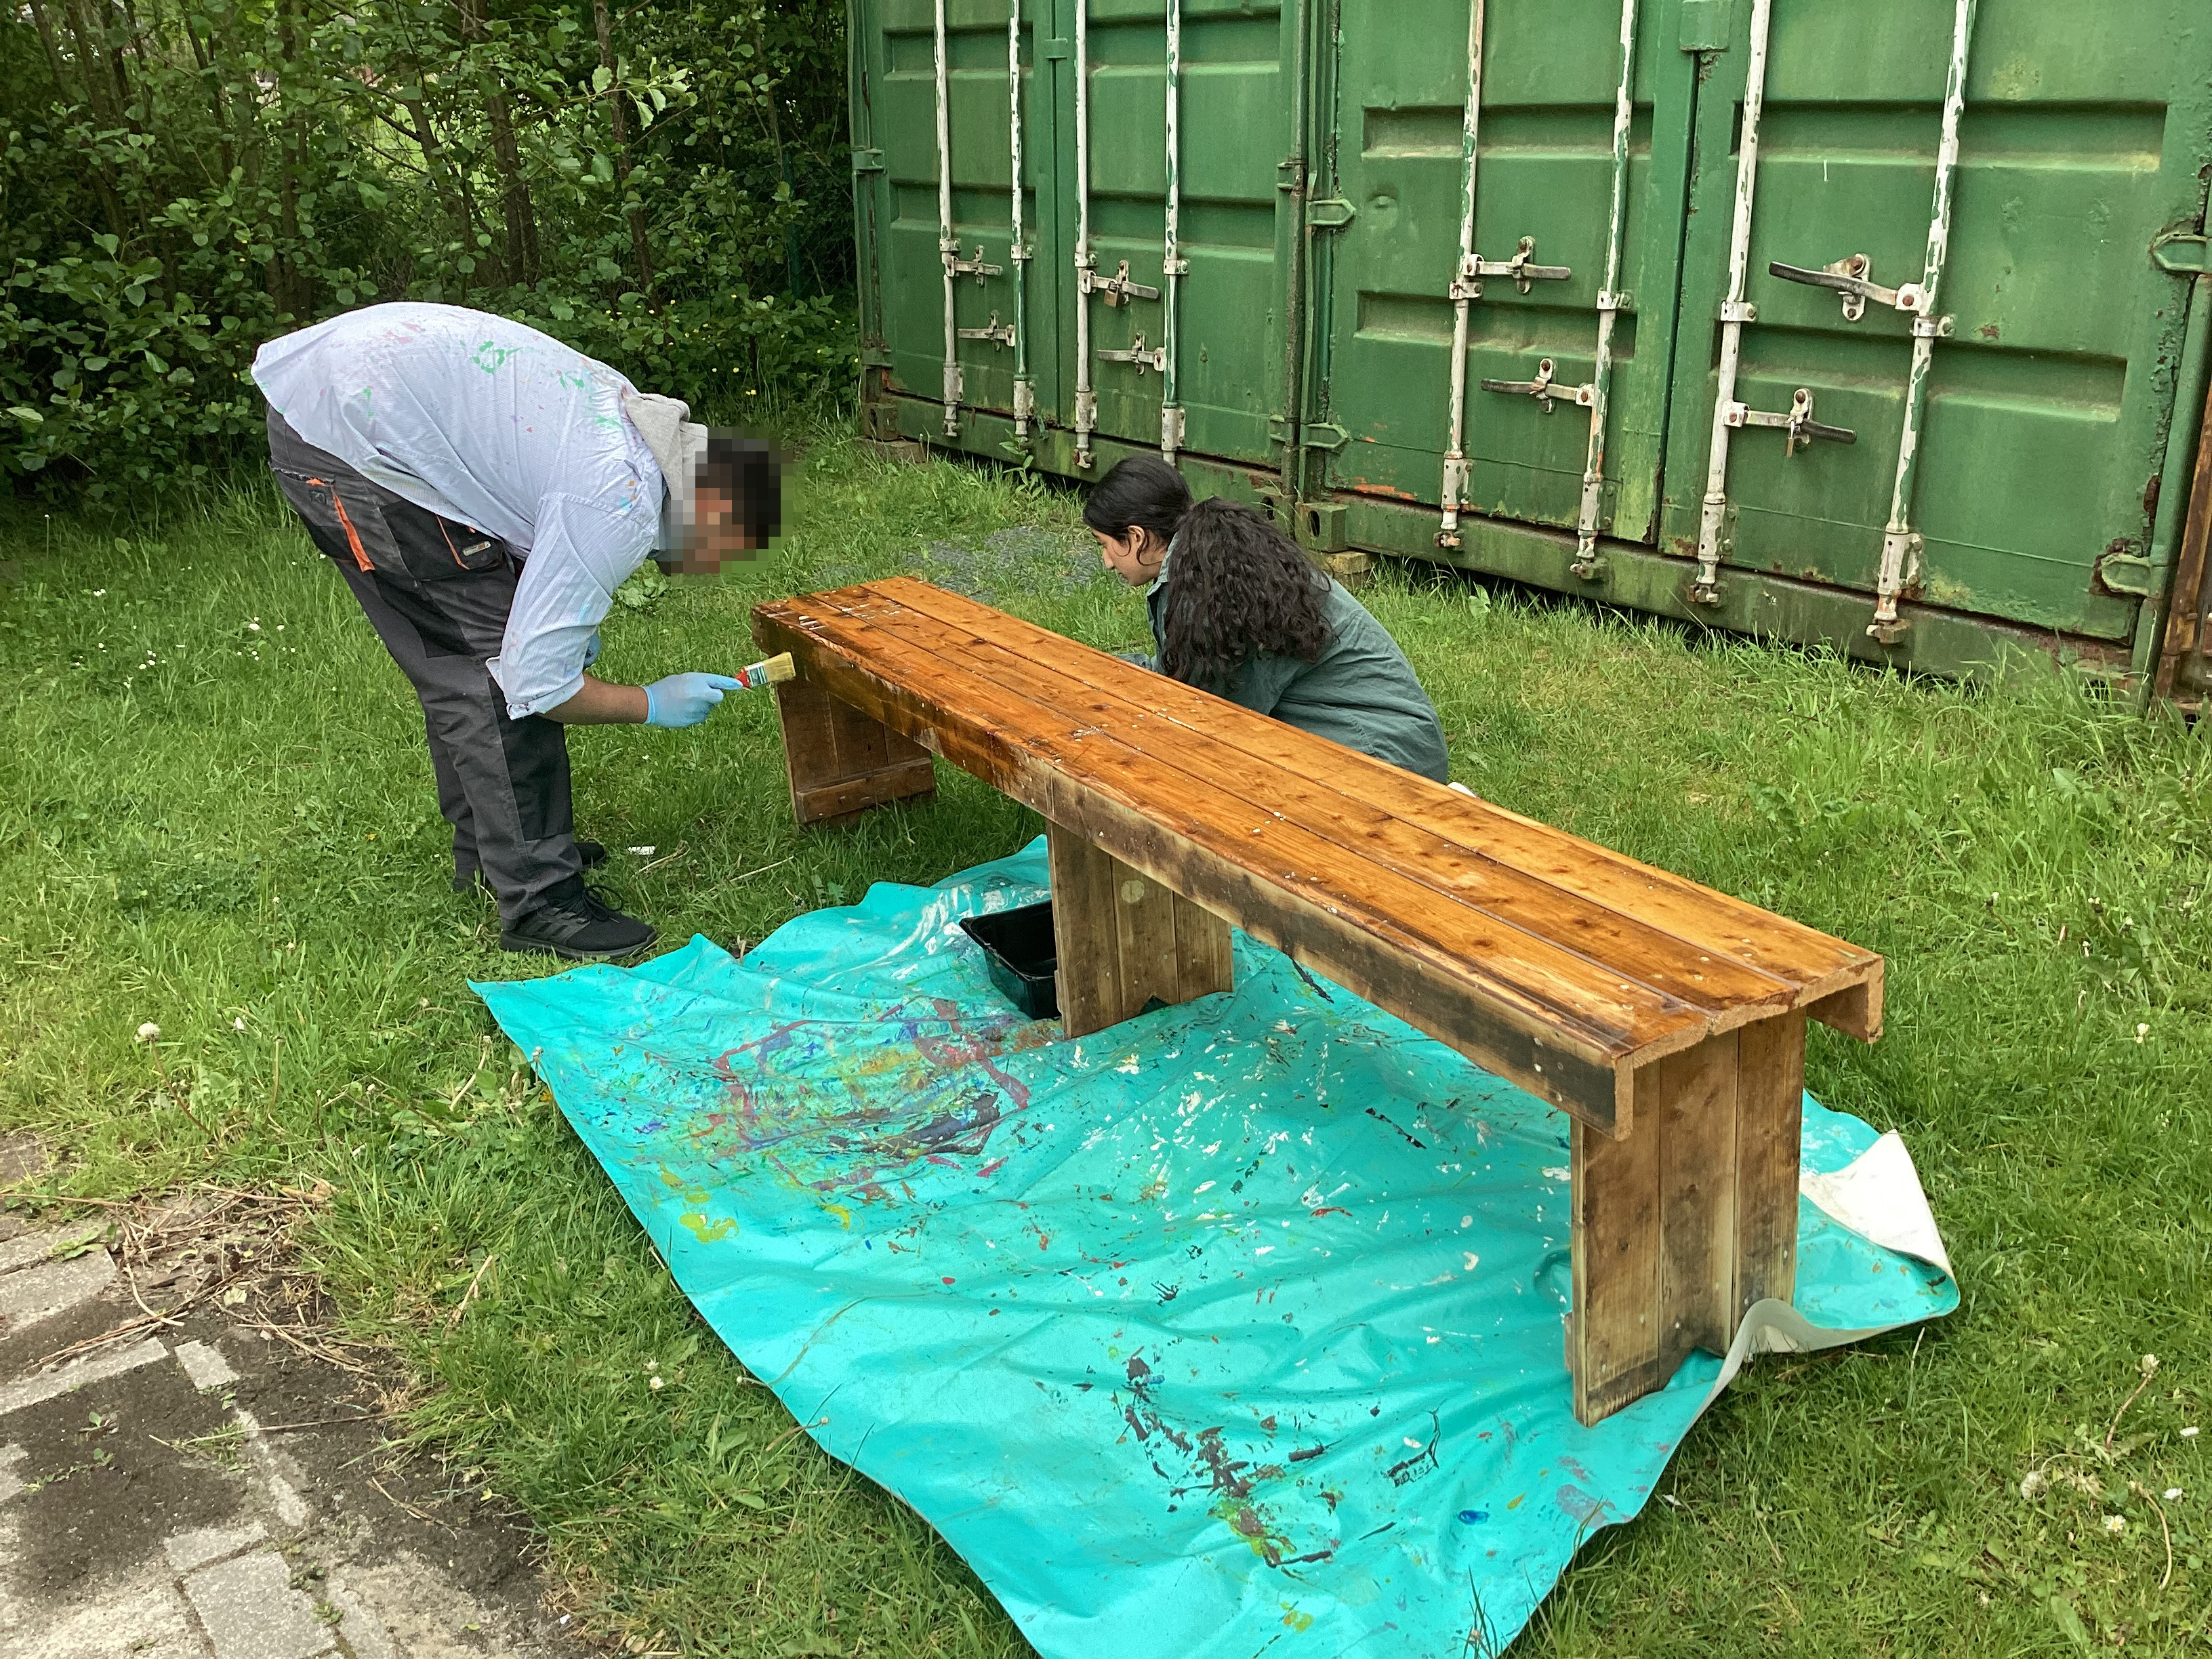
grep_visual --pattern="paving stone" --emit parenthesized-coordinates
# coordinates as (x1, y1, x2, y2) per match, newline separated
(322, 1574, 396, 1659)
(0, 1337, 167, 1417)
(164, 1519, 268, 1574)
(0, 1249, 116, 1331)
(183, 1550, 336, 1659)
(0, 1567, 201, 1659)
(236, 1408, 312, 1528)
(0, 1220, 105, 1277)
(176, 1338, 239, 1389)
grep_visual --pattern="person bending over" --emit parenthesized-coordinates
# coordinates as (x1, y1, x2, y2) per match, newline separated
(253, 302, 778, 962)
(1084, 456, 1450, 782)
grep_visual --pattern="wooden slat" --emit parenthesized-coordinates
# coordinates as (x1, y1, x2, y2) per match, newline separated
(758, 600, 1636, 1126)
(1652, 1030, 1740, 1363)
(1572, 1106, 1667, 1424)
(1048, 821, 1122, 1036)
(1048, 821, 1233, 1036)
(1731, 1010, 1806, 1321)
(759, 598, 1711, 1060)
(857, 579, 1879, 1022)
(854, 584, 1803, 1025)
(771, 674, 935, 826)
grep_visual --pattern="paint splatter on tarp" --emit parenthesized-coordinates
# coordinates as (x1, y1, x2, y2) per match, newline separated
(473, 840, 1955, 1658)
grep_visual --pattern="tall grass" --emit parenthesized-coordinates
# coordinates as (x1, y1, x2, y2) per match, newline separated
(1, 434, 2206, 1654)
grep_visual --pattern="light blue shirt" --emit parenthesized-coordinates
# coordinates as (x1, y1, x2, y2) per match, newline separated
(253, 304, 665, 718)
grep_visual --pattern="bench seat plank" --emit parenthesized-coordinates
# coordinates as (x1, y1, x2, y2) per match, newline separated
(757, 594, 1719, 1075)
(865, 579, 1881, 1029)
(754, 581, 1879, 1134)
(856, 586, 1805, 1023)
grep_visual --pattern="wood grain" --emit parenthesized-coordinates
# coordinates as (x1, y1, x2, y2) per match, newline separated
(769, 670, 935, 826)
(1732, 1010, 1807, 1321)
(1048, 821, 1234, 1036)
(854, 579, 1881, 1021)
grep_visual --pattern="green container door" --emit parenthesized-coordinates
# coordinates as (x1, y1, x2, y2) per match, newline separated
(859, 1, 1058, 445)
(1063, 0, 1294, 465)
(853, 1, 1294, 468)
(1314, 0, 1694, 548)
(1659, 0, 2212, 643)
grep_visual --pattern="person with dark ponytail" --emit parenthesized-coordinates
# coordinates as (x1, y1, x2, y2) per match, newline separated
(1082, 456, 1450, 782)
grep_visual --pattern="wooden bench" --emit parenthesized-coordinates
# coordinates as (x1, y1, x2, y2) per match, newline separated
(752, 578, 1884, 1425)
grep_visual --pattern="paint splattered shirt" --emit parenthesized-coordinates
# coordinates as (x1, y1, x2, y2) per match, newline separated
(252, 303, 665, 718)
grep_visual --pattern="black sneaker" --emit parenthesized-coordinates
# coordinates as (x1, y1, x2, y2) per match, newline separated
(500, 882, 658, 962)
(455, 839, 609, 895)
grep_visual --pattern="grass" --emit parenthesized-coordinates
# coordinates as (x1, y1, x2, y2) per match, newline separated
(3, 429, 2209, 1656)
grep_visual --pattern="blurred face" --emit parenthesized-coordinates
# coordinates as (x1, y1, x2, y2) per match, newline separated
(1094, 525, 1166, 588)
(670, 485, 761, 576)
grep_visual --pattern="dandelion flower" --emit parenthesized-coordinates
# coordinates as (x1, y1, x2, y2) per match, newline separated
(136, 1022, 161, 1042)
(2019, 1471, 2049, 1501)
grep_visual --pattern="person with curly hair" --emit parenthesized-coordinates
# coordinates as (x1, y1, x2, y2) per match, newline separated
(1084, 456, 1450, 781)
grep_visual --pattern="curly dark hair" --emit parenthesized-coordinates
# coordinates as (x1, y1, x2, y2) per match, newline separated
(1082, 454, 1191, 544)
(1160, 497, 1333, 692)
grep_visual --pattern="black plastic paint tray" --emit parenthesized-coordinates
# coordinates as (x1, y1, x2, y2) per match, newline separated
(958, 901, 1060, 1020)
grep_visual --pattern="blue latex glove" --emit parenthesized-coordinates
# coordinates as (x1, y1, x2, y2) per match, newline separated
(643, 672, 743, 729)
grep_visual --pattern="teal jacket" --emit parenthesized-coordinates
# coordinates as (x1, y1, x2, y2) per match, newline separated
(1140, 573, 1452, 783)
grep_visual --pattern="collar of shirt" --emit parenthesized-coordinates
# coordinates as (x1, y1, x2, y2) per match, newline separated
(1146, 540, 1175, 597)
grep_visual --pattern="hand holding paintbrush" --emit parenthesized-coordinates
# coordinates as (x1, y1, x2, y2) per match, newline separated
(641, 653, 796, 727)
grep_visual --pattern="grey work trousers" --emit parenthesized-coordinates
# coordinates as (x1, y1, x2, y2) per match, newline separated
(265, 409, 583, 922)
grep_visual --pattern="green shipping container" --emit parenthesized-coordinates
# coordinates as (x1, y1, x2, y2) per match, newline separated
(848, 0, 2212, 686)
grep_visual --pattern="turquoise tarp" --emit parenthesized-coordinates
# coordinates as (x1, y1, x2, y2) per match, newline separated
(474, 840, 1955, 1656)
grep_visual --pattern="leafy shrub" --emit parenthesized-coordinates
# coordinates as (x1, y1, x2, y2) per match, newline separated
(1, 0, 855, 497)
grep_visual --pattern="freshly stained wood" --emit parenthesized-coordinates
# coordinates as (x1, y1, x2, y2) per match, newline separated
(754, 578, 1883, 1425)
(754, 579, 1881, 1128)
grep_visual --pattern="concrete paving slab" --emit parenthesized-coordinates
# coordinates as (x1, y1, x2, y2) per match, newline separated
(0, 1338, 167, 1418)
(183, 1550, 336, 1659)
(176, 1338, 240, 1390)
(0, 1563, 199, 1659)
(0, 1221, 105, 1277)
(164, 1519, 269, 1574)
(0, 1250, 117, 1332)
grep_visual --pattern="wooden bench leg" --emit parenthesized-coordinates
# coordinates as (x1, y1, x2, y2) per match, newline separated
(1568, 1011, 1805, 1425)
(773, 674, 936, 826)
(1046, 820, 1233, 1038)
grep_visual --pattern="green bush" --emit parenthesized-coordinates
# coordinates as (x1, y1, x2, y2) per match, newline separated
(1, 0, 855, 497)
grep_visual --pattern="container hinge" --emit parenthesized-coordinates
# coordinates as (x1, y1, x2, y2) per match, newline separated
(958, 314, 1017, 350)
(860, 344, 895, 369)
(1083, 259, 1161, 306)
(1480, 358, 1593, 415)
(1722, 388, 1856, 454)
(1450, 237, 1572, 302)
(1300, 422, 1351, 453)
(944, 244, 1004, 285)
(2151, 230, 2209, 275)
(1678, 0, 1734, 52)
(1099, 334, 1168, 375)
(851, 148, 885, 173)
(2097, 547, 2155, 596)
(1306, 199, 1358, 229)
(1769, 253, 1929, 321)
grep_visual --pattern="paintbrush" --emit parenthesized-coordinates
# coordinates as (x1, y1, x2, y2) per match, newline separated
(733, 652, 797, 691)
